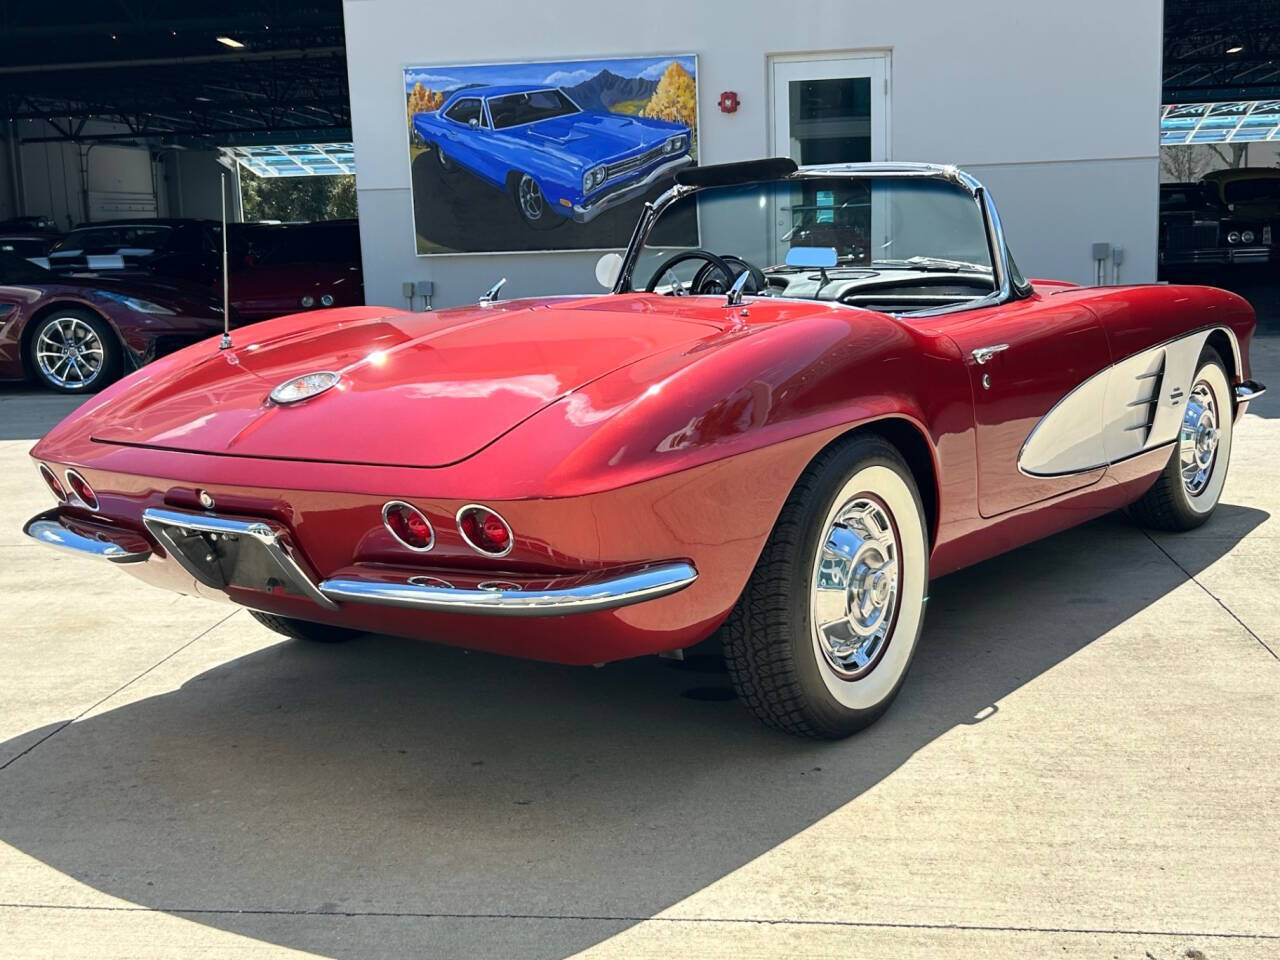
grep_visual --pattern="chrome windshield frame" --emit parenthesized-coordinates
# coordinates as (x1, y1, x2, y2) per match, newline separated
(613, 161, 1021, 319)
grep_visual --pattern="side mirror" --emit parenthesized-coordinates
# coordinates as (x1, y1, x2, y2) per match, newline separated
(469, 118, 480, 130)
(595, 251, 623, 289)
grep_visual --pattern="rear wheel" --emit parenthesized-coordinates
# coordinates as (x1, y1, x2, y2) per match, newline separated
(248, 609, 363, 644)
(435, 143, 457, 173)
(1129, 348, 1233, 531)
(723, 435, 930, 739)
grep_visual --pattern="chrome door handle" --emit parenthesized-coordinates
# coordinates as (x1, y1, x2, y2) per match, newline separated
(971, 344, 1009, 365)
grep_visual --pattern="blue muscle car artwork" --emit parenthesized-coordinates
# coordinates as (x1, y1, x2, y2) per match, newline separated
(413, 84, 693, 228)
(404, 54, 699, 254)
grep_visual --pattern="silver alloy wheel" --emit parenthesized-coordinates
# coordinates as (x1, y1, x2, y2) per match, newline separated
(1180, 379, 1220, 497)
(810, 495, 901, 677)
(518, 174, 545, 221)
(437, 146, 453, 170)
(35, 316, 105, 389)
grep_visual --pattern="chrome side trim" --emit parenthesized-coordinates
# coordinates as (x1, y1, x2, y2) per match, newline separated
(141, 507, 339, 611)
(319, 562, 698, 617)
(1235, 379, 1266, 403)
(1018, 325, 1243, 478)
(23, 509, 151, 564)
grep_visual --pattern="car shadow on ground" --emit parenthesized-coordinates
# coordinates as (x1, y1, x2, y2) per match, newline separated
(0, 505, 1266, 959)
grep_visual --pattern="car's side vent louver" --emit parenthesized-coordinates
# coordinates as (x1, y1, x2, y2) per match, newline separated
(1125, 354, 1167, 446)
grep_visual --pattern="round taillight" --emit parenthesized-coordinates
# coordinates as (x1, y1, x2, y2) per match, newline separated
(382, 501, 434, 551)
(39, 464, 66, 501)
(457, 504, 513, 557)
(65, 469, 99, 510)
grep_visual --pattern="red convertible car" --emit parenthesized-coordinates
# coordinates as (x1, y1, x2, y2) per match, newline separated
(23, 159, 1266, 738)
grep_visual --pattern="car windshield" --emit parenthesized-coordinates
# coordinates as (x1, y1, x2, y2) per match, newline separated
(487, 89, 579, 129)
(0, 249, 54, 283)
(630, 174, 996, 311)
(51, 224, 174, 255)
(1222, 178, 1280, 204)
(1161, 187, 1218, 212)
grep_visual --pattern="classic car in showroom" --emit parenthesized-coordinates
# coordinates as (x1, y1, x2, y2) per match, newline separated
(1160, 171, 1279, 269)
(0, 250, 226, 393)
(228, 220, 364, 322)
(412, 84, 692, 228)
(23, 159, 1265, 738)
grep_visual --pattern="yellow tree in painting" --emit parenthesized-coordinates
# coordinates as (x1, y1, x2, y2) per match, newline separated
(406, 82, 444, 125)
(641, 62, 696, 128)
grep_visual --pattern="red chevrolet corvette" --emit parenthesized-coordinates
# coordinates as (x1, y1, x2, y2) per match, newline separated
(24, 159, 1266, 738)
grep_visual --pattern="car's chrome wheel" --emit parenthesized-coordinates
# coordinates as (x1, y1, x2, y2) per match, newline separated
(517, 173, 545, 222)
(811, 496, 900, 679)
(36, 315, 105, 389)
(1181, 378, 1221, 497)
(1130, 348, 1233, 531)
(27, 310, 120, 394)
(723, 436, 929, 738)
(436, 146, 455, 171)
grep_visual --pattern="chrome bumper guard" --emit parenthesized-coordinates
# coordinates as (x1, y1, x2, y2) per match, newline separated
(573, 155, 693, 223)
(23, 508, 151, 563)
(319, 563, 698, 617)
(23, 506, 698, 618)
(1234, 379, 1266, 404)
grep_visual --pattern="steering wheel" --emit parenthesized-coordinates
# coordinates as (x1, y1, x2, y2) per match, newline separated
(644, 249, 738, 295)
(692, 254, 768, 296)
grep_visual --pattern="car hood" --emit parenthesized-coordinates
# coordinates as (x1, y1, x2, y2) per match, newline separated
(90, 296, 725, 468)
(517, 112, 681, 161)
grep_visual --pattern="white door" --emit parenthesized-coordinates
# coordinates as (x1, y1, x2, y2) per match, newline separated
(770, 54, 889, 166)
(769, 55, 889, 261)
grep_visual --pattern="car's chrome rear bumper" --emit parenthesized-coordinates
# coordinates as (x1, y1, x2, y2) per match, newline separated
(319, 563, 697, 616)
(23, 509, 151, 563)
(572, 155, 693, 223)
(23, 507, 698, 618)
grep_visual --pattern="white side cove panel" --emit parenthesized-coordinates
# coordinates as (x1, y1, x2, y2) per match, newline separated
(1019, 328, 1226, 477)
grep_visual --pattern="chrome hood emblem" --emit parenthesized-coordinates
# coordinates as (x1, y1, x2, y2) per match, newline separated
(269, 371, 340, 405)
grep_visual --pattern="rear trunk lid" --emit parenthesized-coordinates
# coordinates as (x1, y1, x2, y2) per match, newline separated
(91, 296, 724, 467)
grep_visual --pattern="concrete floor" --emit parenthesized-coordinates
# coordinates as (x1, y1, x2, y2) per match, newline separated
(1, 305, 1277, 959)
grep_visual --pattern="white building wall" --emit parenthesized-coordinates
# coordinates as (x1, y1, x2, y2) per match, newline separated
(6, 120, 161, 229)
(343, 0, 1162, 308)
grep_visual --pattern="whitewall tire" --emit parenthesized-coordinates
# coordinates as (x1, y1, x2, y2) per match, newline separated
(1130, 348, 1233, 531)
(723, 435, 929, 739)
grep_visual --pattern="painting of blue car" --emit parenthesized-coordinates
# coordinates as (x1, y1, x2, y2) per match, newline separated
(404, 55, 698, 255)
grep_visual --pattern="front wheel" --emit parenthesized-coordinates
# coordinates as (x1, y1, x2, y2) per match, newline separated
(723, 435, 930, 739)
(26, 309, 121, 394)
(510, 172, 564, 231)
(1129, 347, 1233, 531)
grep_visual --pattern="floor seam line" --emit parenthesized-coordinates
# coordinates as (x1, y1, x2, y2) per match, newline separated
(1140, 529, 1279, 661)
(0, 903, 1276, 940)
(0, 608, 241, 773)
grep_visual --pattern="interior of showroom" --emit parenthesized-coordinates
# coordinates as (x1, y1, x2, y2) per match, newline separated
(0, 0, 1275, 312)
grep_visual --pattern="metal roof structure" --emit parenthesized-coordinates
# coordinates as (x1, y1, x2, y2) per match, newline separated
(1161, 100, 1280, 145)
(1163, 0, 1280, 103)
(220, 143, 355, 177)
(0, 2, 349, 147)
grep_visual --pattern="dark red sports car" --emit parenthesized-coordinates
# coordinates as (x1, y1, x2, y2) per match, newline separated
(229, 220, 364, 321)
(22, 159, 1267, 738)
(0, 250, 225, 393)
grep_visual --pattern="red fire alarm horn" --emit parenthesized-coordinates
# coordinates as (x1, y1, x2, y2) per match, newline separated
(718, 91, 740, 114)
